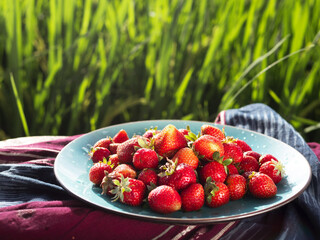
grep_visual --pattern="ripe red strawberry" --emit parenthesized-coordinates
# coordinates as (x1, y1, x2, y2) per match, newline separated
(89, 161, 113, 185)
(180, 183, 204, 212)
(143, 129, 160, 139)
(243, 151, 261, 161)
(112, 129, 129, 143)
(178, 128, 189, 136)
(154, 124, 188, 158)
(225, 174, 247, 200)
(227, 164, 239, 175)
(108, 154, 120, 168)
(132, 148, 159, 170)
(234, 139, 252, 152)
(148, 185, 182, 213)
(89, 147, 111, 163)
(223, 142, 243, 164)
(200, 160, 229, 184)
(159, 161, 197, 191)
(193, 135, 224, 161)
(242, 171, 254, 180)
(259, 160, 285, 184)
(93, 137, 112, 149)
(137, 168, 158, 186)
(117, 137, 149, 164)
(108, 164, 137, 180)
(110, 175, 146, 206)
(109, 143, 120, 154)
(204, 178, 229, 208)
(239, 155, 259, 173)
(200, 125, 225, 141)
(259, 154, 279, 165)
(172, 147, 199, 170)
(248, 172, 277, 198)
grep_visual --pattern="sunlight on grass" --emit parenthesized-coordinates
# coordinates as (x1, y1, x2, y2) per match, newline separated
(0, 0, 319, 142)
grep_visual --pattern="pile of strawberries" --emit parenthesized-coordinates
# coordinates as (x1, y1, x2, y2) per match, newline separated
(88, 124, 285, 214)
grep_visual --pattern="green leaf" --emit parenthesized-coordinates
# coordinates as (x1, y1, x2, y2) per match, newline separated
(223, 158, 233, 166)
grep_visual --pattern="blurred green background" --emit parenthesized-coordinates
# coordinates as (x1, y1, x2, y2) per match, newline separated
(0, 0, 320, 142)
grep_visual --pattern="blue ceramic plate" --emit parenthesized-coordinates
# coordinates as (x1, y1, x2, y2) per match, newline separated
(54, 120, 312, 224)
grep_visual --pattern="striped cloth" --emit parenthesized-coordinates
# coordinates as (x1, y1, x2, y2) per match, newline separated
(0, 103, 319, 240)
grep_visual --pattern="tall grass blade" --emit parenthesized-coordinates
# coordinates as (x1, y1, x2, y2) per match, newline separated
(9, 73, 29, 136)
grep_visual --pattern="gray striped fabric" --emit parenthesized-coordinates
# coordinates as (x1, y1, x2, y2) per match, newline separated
(220, 103, 320, 240)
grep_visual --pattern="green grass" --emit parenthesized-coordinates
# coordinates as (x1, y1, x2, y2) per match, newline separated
(0, 0, 320, 142)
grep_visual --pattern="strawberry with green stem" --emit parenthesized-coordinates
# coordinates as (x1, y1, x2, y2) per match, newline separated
(192, 135, 225, 162)
(204, 177, 230, 208)
(110, 175, 146, 206)
(89, 147, 111, 163)
(259, 160, 285, 184)
(89, 159, 113, 185)
(199, 152, 232, 183)
(248, 172, 277, 198)
(158, 160, 197, 191)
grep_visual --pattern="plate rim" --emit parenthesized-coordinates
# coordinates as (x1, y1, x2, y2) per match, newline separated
(54, 119, 312, 224)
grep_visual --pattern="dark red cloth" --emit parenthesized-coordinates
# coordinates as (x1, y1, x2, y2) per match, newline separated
(0, 136, 237, 240)
(308, 142, 320, 161)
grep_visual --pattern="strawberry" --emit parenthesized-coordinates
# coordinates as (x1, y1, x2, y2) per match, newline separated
(112, 129, 129, 143)
(89, 147, 111, 163)
(143, 129, 160, 139)
(259, 160, 285, 184)
(242, 171, 254, 180)
(248, 172, 277, 198)
(159, 161, 197, 191)
(200, 157, 231, 183)
(243, 151, 261, 161)
(117, 136, 149, 164)
(108, 154, 120, 168)
(180, 183, 204, 212)
(154, 124, 188, 158)
(148, 185, 182, 213)
(200, 125, 225, 141)
(225, 174, 247, 200)
(204, 178, 229, 208)
(178, 128, 189, 136)
(227, 164, 239, 175)
(89, 161, 113, 185)
(108, 164, 137, 180)
(110, 175, 146, 206)
(223, 142, 243, 164)
(137, 168, 158, 186)
(193, 135, 224, 161)
(171, 147, 199, 170)
(234, 139, 252, 152)
(132, 148, 159, 170)
(239, 155, 259, 173)
(93, 137, 112, 149)
(109, 143, 120, 154)
(259, 154, 279, 165)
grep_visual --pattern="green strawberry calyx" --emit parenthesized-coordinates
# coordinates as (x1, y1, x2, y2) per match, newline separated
(158, 159, 177, 177)
(271, 159, 286, 176)
(204, 177, 219, 204)
(110, 174, 132, 202)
